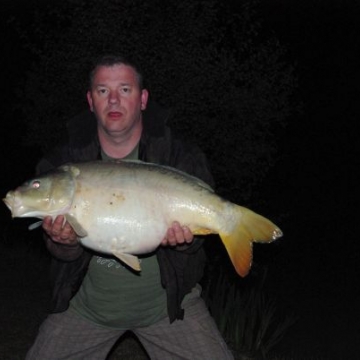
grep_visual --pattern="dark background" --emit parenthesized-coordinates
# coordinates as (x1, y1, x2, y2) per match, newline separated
(1, 0, 359, 359)
(257, 0, 359, 358)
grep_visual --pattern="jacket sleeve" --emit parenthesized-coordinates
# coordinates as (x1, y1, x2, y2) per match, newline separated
(44, 235, 84, 261)
(170, 138, 215, 188)
(36, 145, 71, 175)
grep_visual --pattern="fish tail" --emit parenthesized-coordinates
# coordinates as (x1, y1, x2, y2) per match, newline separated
(220, 205, 282, 277)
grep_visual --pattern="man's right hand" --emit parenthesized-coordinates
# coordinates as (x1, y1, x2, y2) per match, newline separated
(42, 215, 79, 246)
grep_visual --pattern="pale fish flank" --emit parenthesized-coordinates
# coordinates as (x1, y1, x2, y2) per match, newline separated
(3, 160, 283, 277)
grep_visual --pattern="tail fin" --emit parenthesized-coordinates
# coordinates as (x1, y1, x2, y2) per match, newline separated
(220, 205, 282, 277)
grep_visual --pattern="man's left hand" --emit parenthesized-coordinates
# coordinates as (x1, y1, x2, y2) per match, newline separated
(162, 221, 193, 246)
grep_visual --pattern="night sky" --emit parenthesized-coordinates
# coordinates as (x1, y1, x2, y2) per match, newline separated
(1, 1, 359, 359)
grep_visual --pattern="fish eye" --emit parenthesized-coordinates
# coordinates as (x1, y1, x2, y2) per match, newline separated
(32, 180, 41, 189)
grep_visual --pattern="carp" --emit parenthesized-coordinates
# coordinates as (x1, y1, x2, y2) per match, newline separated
(3, 160, 282, 276)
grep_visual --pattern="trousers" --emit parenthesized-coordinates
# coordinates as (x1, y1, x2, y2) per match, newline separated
(25, 293, 234, 360)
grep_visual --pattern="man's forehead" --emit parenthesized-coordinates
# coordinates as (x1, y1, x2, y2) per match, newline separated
(92, 64, 138, 85)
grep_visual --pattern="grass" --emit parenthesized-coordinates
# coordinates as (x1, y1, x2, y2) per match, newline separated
(201, 259, 297, 360)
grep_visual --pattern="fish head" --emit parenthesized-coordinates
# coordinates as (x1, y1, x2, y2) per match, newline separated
(3, 167, 76, 219)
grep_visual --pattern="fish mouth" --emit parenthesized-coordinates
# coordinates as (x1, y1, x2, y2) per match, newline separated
(3, 191, 15, 211)
(3, 191, 25, 217)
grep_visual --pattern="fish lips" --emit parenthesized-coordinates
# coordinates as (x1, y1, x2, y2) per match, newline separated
(3, 191, 15, 211)
(3, 191, 29, 218)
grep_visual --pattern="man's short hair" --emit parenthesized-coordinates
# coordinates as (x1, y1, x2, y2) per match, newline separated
(88, 54, 144, 90)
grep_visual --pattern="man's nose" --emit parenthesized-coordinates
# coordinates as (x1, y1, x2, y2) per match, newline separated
(109, 90, 120, 104)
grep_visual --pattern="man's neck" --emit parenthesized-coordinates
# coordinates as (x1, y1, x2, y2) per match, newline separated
(98, 125, 142, 159)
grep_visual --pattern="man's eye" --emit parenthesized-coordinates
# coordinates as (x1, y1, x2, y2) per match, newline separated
(121, 87, 131, 94)
(98, 88, 108, 95)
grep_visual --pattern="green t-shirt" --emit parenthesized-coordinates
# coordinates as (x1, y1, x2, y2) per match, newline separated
(69, 143, 168, 329)
(69, 253, 168, 329)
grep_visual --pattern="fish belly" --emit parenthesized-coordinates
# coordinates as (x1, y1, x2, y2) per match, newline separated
(68, 176, 221, 256)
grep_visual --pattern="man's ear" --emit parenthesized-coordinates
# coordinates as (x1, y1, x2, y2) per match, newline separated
(141, 89, 149, 111)
(87, 91, 94, 112)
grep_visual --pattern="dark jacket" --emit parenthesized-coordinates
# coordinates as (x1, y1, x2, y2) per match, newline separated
(37, 101, 214, 323)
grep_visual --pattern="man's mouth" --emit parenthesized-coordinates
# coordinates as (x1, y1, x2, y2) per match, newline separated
(108, 111, 122, 118)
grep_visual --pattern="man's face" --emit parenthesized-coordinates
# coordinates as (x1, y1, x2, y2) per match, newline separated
(87, 64, 148, 139)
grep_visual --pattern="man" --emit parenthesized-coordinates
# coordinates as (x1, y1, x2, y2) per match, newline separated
(26, 55, 234, 359)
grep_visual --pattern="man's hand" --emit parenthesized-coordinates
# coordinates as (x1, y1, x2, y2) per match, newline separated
(161, 221, 194, 247)
(42, 215, 78, 246)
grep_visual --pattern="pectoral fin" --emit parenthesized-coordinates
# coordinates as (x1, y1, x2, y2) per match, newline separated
(28, 220, 43, 231)
(65, 214, 88, 237)
(113, 251, 141, 272)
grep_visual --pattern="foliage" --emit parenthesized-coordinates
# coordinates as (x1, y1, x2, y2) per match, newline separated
(202, 264, 296, 359)
(15, 0, 299, 201)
